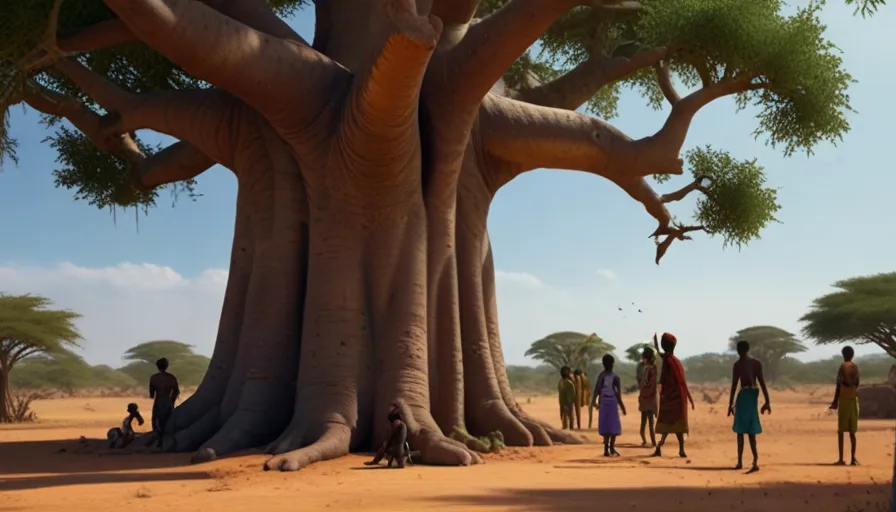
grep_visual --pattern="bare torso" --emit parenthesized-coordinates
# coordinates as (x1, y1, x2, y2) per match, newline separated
(733, 357, 761, 389)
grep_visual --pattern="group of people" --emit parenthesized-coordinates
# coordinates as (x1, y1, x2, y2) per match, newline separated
(558, 332, 863, 470)
(107, 357, 181, 451)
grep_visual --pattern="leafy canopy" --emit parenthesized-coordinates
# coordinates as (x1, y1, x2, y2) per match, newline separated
(800, 272, 896, 358)
(524, 332, 615, 371)
(119, 340, 210, 387)
(0, 293, 81, 366)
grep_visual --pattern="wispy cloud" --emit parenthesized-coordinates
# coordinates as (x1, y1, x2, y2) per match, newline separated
(596, 268, 618, 280)
(495, 270, 544, 288)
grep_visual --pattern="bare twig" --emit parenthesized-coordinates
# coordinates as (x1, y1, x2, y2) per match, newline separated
(660, 175, 711, 203)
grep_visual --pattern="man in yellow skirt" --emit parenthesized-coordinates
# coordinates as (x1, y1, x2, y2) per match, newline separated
(829, 345, 860, 466)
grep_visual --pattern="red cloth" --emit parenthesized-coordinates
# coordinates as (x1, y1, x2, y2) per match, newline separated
(660, 353, 688, 421)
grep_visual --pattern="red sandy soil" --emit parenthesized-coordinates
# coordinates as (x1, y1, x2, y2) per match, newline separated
(0, 386, 892, 512)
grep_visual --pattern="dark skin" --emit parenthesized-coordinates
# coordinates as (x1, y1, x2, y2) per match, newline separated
(651, 333, 695, 458)
(829, 356, 860, 466)
(592, 367, 627, 457)
(727, 351, 771, 473)
(639, 354, 657, 447)
(365, 409, 412, 468)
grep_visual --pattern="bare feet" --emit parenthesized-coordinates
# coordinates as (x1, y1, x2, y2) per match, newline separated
(833, 460, 846, 466)
(611, 449, 621, 457)
(641, 440, 647, 446)
(850, 459, 860, 466)
(746, 464, 759, 474)
(678, 450, 687, 458)
(651, 447, 662, 457)
(734, 463, 743, 470)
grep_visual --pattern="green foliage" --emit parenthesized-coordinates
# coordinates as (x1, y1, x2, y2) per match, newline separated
(801, 273, 896, 358)
(687, 146, 781, 248)
(624, 342, 654, 363)
(119, 340, 210, 387)
(0, 294, 81, 365)
(10, 348, 138, 391)
(524, 332, 615, 371)
(728, 325, 807, 382)
(48, 126, 197, 212)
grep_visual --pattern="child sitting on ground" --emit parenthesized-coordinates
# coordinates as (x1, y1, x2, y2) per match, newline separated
(107, 403, 144, 449)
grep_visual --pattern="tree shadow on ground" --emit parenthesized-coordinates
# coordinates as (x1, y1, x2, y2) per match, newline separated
(428, 483, 891, 512)
(0, 470, 211, 492)
(0, 438, 201, 475)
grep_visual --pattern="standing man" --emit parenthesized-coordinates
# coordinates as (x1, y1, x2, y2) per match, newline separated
(727, 340, 771, 472)
(149, 357, 180, 451)
(558, 366, 576, 430)
(651, 332, 695, 458)
(572, 368, 589, 430)
(829, 345, 860, 466)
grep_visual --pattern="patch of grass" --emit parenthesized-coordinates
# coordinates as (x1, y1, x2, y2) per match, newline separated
(450, 427, 505, 454)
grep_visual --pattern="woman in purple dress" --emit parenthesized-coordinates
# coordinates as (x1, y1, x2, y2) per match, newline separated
(592, 354, 627, 456)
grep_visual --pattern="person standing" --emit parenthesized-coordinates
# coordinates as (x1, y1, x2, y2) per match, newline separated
(829, 345, 860, 466)
(593, 354, 626, 456)
(149, 357, 180, 451)
(557, 366, 576, 430)
(638, 347, 659, 447)
(727, 340, 772, 472)
(651, 332, 695, 458)
(572, 368, 589, 430)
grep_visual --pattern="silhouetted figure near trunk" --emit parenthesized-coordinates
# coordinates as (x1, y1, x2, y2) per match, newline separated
(365, 406, 415, 468)
(148, 357, 180, 451)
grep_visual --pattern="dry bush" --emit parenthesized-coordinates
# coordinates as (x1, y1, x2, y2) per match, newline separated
(8, 392, 43, 423)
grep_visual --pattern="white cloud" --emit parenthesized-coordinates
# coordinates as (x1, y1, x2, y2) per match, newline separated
(494, 270, 544, 288)
(596, 268, 618, 280)
(0, 261, 880, 370)
(0, 262, 226, 367)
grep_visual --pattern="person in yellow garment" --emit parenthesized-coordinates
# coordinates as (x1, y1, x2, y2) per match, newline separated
(829, 345, 860, 466)
(572, 368, 590, 430)
(558, 366, 576, 430)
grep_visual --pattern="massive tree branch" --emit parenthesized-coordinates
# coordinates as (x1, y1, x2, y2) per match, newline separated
(135, 141, 216, 192)
(655, 61, 680, 106)
(479, 95, 707, 264)
(22, 81, 214, 190)
(59, 0, 308, 54)
(443, 0, 578, 106)
(637, 75, 761, 164)
(479, 94, 682, 190)
(516, 47, 668, 111)
(53, 59, 238, 164)
(341, 1, 441, 169)
(102, 0, 346, 135)
(430, 0, 480, 26)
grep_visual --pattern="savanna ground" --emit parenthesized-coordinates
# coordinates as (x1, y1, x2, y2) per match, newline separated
(0, 385, 892, 512)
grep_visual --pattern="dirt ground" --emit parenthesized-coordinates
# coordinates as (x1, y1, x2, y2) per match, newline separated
(1, 386, 893, 512)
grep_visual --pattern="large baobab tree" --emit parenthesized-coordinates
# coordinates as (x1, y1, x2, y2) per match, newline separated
(0, 0, 881, 471)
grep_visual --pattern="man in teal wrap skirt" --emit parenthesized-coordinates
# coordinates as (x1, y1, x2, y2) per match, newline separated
(727, 340, 771, 473)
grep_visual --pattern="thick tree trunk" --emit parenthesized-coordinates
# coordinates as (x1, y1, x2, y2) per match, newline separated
(0, 366, 10, 423)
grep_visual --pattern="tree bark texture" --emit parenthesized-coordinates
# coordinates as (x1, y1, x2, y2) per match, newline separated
(23, 0, 729, 470)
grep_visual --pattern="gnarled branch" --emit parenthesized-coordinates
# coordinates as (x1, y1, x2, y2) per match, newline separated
(651, 223, 706, 264)
(442, 0, 577, 106)
(660, 176, 711, 203)
(102, 0, 346, 135)
(430, 0, 481, 26)
(516, 47, 668, 111)
(135, 141, 216, 191)
(655, 60, 680, 106)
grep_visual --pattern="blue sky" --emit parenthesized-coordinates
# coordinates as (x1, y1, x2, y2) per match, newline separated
(0, 2, 892, 367)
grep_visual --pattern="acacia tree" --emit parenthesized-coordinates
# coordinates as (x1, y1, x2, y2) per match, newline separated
(0, 0, 879, 471)
(728, 325, 806, 383)
(524, 332, 613, 371)
(625, 342, 653, 364)
(0, 294, 81, 422)
(119, 340, 211, 386)
(801, 273, 896, 359)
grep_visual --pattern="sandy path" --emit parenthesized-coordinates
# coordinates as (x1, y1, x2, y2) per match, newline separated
(0, 386, 892, 512)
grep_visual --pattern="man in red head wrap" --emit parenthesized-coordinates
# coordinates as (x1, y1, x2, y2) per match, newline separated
(651, 332, 695, 458)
